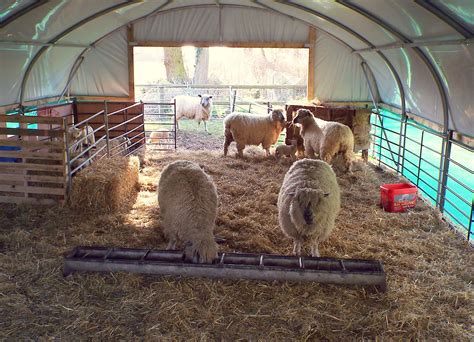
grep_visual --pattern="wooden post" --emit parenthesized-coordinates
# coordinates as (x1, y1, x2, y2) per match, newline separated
(307, 27, 316, 101)
(127, 24, 135, 102)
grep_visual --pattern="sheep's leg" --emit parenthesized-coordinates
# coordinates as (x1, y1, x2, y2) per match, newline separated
(306, 146, 316, 159)
(293, 240, 302, 256)
(204, 121, 211, 135)
(223, 133, 233, 157)
(321, 152, 333, 165)
(176, 119, 180, 131)
(344, 151, 353, 172)
(236, 142, 245, 158)
(310, 240, 320, 257)
(166, 237, 177, 250)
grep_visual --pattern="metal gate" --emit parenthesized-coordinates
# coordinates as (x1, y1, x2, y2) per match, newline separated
(144, 101, 177, 150)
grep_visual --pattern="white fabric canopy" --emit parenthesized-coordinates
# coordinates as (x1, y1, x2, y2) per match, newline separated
(0, 0, 472, 136)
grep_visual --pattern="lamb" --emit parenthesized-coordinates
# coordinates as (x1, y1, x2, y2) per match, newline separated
(223, 108, 287, 158)
(277, 158, 341, 257)
(275, 139, 297, 161)
(148, 131, 173, 144)
(93, 136, 131, 158)
(175, 94, 213, 134)
(293, 109, 354, 171)
(157, 160, 219, 263)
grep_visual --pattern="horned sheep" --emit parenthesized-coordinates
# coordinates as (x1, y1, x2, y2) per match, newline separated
(158, 160, 218, 263)
(277, 159, 341, 257)
(175, 94, 213, 134)
(223, 109, 287, 158)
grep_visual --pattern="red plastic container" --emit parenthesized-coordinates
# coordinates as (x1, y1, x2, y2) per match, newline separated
(380, 183, 418, 212)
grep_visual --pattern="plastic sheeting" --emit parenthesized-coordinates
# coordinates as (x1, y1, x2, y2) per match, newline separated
(70, 28, 129, 97)
(134, 5, 309, 43)
(313, 32, 369, 102)
(424, 44, 474, 136)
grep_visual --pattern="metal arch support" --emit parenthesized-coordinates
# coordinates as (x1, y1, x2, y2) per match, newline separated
(0, 0, 49, 29)
(19, 0, 140, 105)
(336, 0, 449, 133)
(275, 0, 406, 115)
(414, 0, 473, 38)
(59, 0, 173, 101)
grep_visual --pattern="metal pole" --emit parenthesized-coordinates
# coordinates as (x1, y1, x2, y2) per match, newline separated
(361, 62, 398, 167)
(63, 117, 73, 196)
(173, 99, 177, 150)
(468, 200, 473, 241)
(438, 130, 453, 211)
(232, 89, 237, 112)
(416, 131, 424, 188)
(104, 101, 110, 157)
(399, 115, 408, 176)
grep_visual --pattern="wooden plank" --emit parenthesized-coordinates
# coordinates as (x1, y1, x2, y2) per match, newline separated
(0, 173, 65, 183)
(128, 24, 135, 102)
(0, 139, 64, 149)
(0, 184, 65, 195)
(132, 40, 307, 48)
(0, 150, 64, 160)
(0, 127, 64, 137)
(307, 27, 316, 101)
(0, 114, 65, 124)
(0, 195, 58, 205)
(0, 162, 64, 172)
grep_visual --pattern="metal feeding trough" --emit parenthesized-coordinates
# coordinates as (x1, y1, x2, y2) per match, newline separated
(63, 246, 387, 292)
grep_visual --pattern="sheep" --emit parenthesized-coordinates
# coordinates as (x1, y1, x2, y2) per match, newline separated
(175, 94, 213, 134)
(223, 108, 287, 158)
(275, 139, 297, 161)
(158, 160, 218, 263)
(148, 131, 173, 144)
(293, 109, 354, 172)
(277, 158, 341, 257)
(93, 136, 131, 158)
(66, 125, 95, 154)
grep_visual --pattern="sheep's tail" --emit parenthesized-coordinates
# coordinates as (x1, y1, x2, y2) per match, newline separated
(289, 188, 329, 233)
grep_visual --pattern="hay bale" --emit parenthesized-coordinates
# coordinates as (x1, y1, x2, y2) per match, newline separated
(70, 156, 140, 212)
(353, 109, 372, 151)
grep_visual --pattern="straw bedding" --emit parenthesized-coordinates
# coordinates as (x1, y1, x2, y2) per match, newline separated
(69, 156, 140, 213)
(0, 131, 472, 340)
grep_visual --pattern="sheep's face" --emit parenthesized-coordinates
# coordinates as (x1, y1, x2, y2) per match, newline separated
(67, 127, 82, 140)
(198, 94, 213, 108)
(271, 109, 286, 130)
(293, 109, 313, 125)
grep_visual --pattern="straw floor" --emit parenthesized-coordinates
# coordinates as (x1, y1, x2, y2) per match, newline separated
(0, 130, 472, 340)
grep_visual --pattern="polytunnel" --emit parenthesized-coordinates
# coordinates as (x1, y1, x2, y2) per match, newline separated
(0, 0, 473, 240)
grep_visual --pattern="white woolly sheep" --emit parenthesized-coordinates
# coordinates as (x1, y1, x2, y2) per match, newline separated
(158, 160, 218, 263)
(175, 94, 213, 134)
(223, 109, 287, 158)
(277, 158, 341, 257)
(275, 139, 298, 161)
(293, 109, 354, 171)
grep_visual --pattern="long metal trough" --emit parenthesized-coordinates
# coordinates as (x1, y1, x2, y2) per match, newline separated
(63, 246, 387, 292)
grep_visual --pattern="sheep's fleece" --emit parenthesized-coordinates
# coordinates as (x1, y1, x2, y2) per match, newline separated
(158, 160, 218, 263)
(277, 158, 341, 256)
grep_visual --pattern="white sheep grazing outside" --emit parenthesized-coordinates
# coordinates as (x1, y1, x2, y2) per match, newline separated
(158, 160, 219, 263)
(278, 158, 341, 257)
(275, 139, 298, 161)
(223, 108, 287, 158)
(293, 109, 354, 172)
(175, 94, 213, 134)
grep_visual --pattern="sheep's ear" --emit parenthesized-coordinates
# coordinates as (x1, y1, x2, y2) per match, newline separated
(198, 94, 202, 97)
